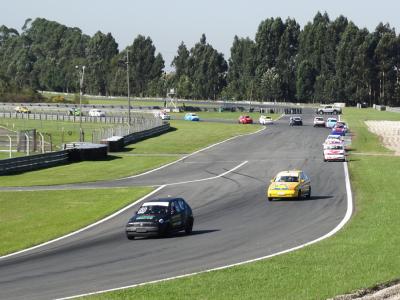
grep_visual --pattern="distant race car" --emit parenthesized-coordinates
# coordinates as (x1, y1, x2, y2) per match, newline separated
(323, 143, 346, 162)
(125, 198, 194, 239)
(267, 170, 311, 201)
(336, 121, 348, 132)
(68, 108, 82, 116)
(259, 115, 273, 125)
(289, 116, 303, 126)
(331, 124, 346, 136)
(325, 117, 337, 128)
(14, 106, 30, 113)
(313, 116, 325, 127)
(88, 109, 106, 117)
(325, 134, 343, 143)
(184, 113, 200, 121)
(238, 115, 253, 124)
(154, 111, 170, 120)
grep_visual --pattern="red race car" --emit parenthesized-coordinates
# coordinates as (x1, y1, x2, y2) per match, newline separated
(238, 115, 253, 124)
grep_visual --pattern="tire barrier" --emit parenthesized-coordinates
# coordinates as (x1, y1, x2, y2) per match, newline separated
(284, 108, 302, 114)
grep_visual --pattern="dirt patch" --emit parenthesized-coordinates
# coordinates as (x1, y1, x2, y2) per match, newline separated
(365, 121, 400, 155)
(329, 280, 400, 300)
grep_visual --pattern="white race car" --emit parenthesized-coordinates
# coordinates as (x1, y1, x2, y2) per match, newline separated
(259, 115, 273, 125)
(313, 116, 325, 127)
(154, 111, 170, 120)
(88, 109, 106, 117)
(323, 143, 346, 162)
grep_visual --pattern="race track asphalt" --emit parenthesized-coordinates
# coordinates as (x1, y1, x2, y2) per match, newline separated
(0, 111, 350, 300)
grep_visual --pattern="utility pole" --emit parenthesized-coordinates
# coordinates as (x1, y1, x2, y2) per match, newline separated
(126, 50, 131, 125)
(76, 65, 86, 142)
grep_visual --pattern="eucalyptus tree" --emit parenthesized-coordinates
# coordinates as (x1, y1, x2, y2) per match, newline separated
(86, 31, 118, 95)
(373, 24, 398, 105)
(335, 22, 368, 104)
(276, 18, 300, 102)
(184, 34, 227, 99)
(225, 36, 256, 100)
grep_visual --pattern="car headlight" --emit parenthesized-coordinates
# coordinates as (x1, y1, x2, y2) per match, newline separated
(158, 219, 164, 224)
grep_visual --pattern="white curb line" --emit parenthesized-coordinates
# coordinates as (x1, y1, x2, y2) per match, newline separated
(57, 162, 354, 300)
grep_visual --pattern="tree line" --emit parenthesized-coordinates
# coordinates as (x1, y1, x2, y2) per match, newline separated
(1, 13, 400, 106)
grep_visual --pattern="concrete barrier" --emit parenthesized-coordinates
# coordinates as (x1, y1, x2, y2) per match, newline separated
(0, 150, 69, 175)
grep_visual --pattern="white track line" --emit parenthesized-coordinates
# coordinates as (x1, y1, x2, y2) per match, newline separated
(0, 161, 249, 260)
(0, 186, 165, 260)
(57, 161, 354, 300)
(164, 161, 248, 186)
(120, 127, 265, 180)
(0, 127, 265, 258)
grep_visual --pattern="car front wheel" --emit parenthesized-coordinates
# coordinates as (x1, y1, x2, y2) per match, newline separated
(185, 218, 193, 234)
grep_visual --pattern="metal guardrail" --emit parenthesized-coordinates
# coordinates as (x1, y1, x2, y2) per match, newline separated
(0, 150, 69, 175)
(386, 107, 400, 113)
(0, 123, 171, 175)
(0, 112, 129, 124)
(123, 124, 170, 145)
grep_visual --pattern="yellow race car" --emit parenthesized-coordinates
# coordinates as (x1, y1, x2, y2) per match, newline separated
(267, 170, 311, 201)
(14, 106, 30, 113)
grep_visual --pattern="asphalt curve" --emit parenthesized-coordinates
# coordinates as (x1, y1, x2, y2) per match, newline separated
(0, 112, 349, 300)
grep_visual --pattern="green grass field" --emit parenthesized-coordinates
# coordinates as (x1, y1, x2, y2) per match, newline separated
(341, 108, 400, 153)
(2, 107, 400, 299)
(0, 118, 116, 151)
(0, 120, 260, 186)
(78, 107, 400, 300)
(0, 187, 152, 256)
(124, 120, 263, 154)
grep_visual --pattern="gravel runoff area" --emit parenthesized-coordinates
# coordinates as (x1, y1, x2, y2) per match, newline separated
(365, 121, 400, 155)
(330, 120, 400, 300)
(329, 281, 400, 300)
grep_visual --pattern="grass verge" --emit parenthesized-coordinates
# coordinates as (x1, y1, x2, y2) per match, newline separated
(124, 120, 262, 154)
(0, 120, 261, 186)
(81, 108, 400, 299)
(0, 156, 175, 187)
(0, 187, 152, 256)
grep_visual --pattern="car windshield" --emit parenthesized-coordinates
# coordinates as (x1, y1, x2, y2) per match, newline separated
(137, 205, 168, 215)
(275, 176, 299, 182)
(328, 145, 344, 150)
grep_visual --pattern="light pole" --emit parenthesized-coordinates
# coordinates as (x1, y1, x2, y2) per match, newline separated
(76, 65, 86, 141)
(126, 50, 131, 125)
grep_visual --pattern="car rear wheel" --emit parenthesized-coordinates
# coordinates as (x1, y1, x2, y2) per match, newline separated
(297, 190, 302, 200)
(268, 197, 273, 201)
(127, 235, 135, 240)
(307, 187, 311, 199)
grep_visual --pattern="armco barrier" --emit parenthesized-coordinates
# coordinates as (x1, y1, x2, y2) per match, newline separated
(0, 150, 69, 175)
(0, 124, 171, 174)
(123, 124, 170, 146)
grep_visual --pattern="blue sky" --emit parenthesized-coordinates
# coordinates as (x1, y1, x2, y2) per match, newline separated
(2, 0, 400, 70)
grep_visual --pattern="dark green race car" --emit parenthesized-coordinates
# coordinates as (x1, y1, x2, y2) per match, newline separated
(125, 198, 194, 240)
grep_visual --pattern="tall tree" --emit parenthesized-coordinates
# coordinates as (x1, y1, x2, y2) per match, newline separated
(86, 31, 118, 95)
(225, 36, 256, 100)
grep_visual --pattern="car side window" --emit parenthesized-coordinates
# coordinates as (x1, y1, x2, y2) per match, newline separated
(170, 202, 176, 214)
(178, 199, 186, 211)
(174, 201, 181, 213)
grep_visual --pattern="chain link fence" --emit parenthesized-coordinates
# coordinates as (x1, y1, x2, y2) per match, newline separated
(1, 113, 164, 158)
